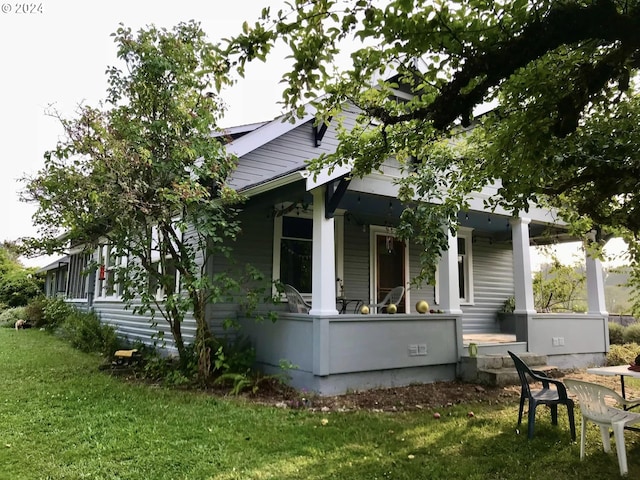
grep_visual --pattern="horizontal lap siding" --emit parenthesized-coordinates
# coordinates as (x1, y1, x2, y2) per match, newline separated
(408, 243, 436, 312)
(93, 300, 197, 353)
(207, 206, 278, 333)
(343, 220, 371, 306)
(229, 111, 358, 191)
(462, 239, 514, 333)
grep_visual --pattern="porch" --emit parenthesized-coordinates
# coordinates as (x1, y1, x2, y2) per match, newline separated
(238, 310, 609, 395)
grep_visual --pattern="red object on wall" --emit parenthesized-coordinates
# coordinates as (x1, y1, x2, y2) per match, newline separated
(99, 264, 106, 281)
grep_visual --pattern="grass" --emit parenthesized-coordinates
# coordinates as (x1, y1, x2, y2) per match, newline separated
(1, 329, 639, 480)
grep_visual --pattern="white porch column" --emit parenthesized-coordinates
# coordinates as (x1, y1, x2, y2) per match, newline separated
(585, 247, 608, 315)
(309, 186, 339, 315)
(510, 217, 536, 314)
(438, 228, 462, 314)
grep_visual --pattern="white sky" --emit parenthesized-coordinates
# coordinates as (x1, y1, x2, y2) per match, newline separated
(0, 1, 629, 269)
(0, 0, 289, 267)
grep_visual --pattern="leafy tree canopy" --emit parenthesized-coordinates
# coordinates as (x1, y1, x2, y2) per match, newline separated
(21, 21, 246, 377)
(226, 0, 640, 283)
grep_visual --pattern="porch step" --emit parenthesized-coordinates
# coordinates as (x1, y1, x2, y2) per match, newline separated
(460, 352, 559, 387)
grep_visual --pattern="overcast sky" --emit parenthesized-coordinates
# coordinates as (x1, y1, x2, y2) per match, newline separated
(0, 1, 628, 269)
(0, 0, 290, 266)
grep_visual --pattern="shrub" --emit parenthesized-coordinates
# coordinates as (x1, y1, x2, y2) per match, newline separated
(60, 310, 121, 357)
(608, 322, 625, 345)
(0, 307, 27, 327)
(623, 323, 640, 344)
(606, 343, 640, 366)
(24, 296, 47, 327)
(41, 297, 74, 330)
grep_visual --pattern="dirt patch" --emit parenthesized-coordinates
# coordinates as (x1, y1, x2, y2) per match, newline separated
(245, 369, 640, 413)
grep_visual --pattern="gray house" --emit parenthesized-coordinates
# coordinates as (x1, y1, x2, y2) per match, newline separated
(41, 103, 610, 395)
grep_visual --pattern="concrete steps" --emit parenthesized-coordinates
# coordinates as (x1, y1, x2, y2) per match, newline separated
(460, 352, 559, 387)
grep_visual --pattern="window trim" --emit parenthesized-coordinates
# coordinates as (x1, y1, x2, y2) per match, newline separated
(457, 227, 474, 305)
(271, 203, 344, 301)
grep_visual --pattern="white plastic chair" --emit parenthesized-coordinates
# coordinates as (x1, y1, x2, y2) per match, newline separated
(367, 286, 405, 313)
(565, 378, 640, 476)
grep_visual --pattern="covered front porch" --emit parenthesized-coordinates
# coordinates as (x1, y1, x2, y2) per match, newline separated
(238, 309, 608, 395)
(232, 166, 611, 394)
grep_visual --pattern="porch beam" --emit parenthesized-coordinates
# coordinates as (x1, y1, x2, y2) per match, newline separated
(585, 247, 608, 316)
(325, 177, 351, 219)
(510, 217, 536, 314)
(437, 228, 462, 314)
(309, 186, 339, 315)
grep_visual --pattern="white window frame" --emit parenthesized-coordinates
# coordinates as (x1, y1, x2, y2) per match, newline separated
(434, 226, 474, 306)
(95, 244, 124, 300)
(149, 223, 181, 301)
(457, 227, 474, 305)
(271, 203, 344, 300)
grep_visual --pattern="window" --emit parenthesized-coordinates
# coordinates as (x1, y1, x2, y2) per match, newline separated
(149, 223, 181, 300)
(434, 227, 474, 305)
(149, 258, 178, 299)
(278, 216, 312, 293)
(272, 204, 344, 300)
(457, 229, 474, 304)
(67, 253, 90, 300)
(96, 244, 123, 299)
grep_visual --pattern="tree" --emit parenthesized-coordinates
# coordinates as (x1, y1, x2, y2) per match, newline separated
(21, 22, 244, 378)
(0, 243, 42, 307)
(533, 256, 587, 313)
(226, 0, 640, 283)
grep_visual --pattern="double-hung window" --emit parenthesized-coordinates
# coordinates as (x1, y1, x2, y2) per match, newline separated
(457, 228, 474, 304)
(274, 215, 313, 294)
(96, 244, 122, 299)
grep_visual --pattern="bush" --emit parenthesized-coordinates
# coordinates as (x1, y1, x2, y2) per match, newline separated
(60, 310, 121, 357)
(623, 323, 640, 344)
(606, 343, 640, 366)
(24, 296, 47, 327)
(608, 322, 625, 345)
(41, 297, 74, 330)
(0, 307, 27, 327)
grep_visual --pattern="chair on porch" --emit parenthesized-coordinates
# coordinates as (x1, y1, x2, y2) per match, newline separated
(508, 351, 576, 441)
(283, 284, 311, 313)
(565, 378, 640, 476)
(367, 286, 405, 313)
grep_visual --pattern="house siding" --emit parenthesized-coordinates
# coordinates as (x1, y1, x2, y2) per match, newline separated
(229, 110, 358, 191)
(462, 238, 514, 333)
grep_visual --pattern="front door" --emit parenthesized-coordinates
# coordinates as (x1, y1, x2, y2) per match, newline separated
(374, 233, 406, 312)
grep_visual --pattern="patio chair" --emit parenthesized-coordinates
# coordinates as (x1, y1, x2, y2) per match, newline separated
(565, 378, 640, 476)
(367, 286, 405, 313)
(283, 284, 311, 313)
(508, 351, 576, 441)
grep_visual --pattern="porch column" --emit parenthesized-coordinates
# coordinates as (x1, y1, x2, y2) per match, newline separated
(309, 186, 339, 315)
(510, 217, 536, 314)
(585, 247, 608, 315)
(438, 228, 462, 314)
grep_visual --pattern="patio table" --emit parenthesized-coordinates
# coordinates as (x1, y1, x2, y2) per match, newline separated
(586, 365, 640, 407)
(337, 297, 362, 314)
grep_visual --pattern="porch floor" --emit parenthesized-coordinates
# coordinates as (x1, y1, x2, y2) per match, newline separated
(463, 333, 517, 346)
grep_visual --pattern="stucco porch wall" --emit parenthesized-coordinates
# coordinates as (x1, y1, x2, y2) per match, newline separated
(526, 313, 609, 367)
(238, 313, 464, 395)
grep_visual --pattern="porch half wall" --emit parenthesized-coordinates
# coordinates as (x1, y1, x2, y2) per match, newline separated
(524, 313, 610, 368)
(238, 313, 464, 396)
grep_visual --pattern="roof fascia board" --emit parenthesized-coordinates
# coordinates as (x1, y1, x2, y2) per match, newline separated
(239, 171, 306, 198)
(304, 161, 354, 191)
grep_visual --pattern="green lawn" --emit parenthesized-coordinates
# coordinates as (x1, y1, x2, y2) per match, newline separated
(1, 328, 638, 479)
